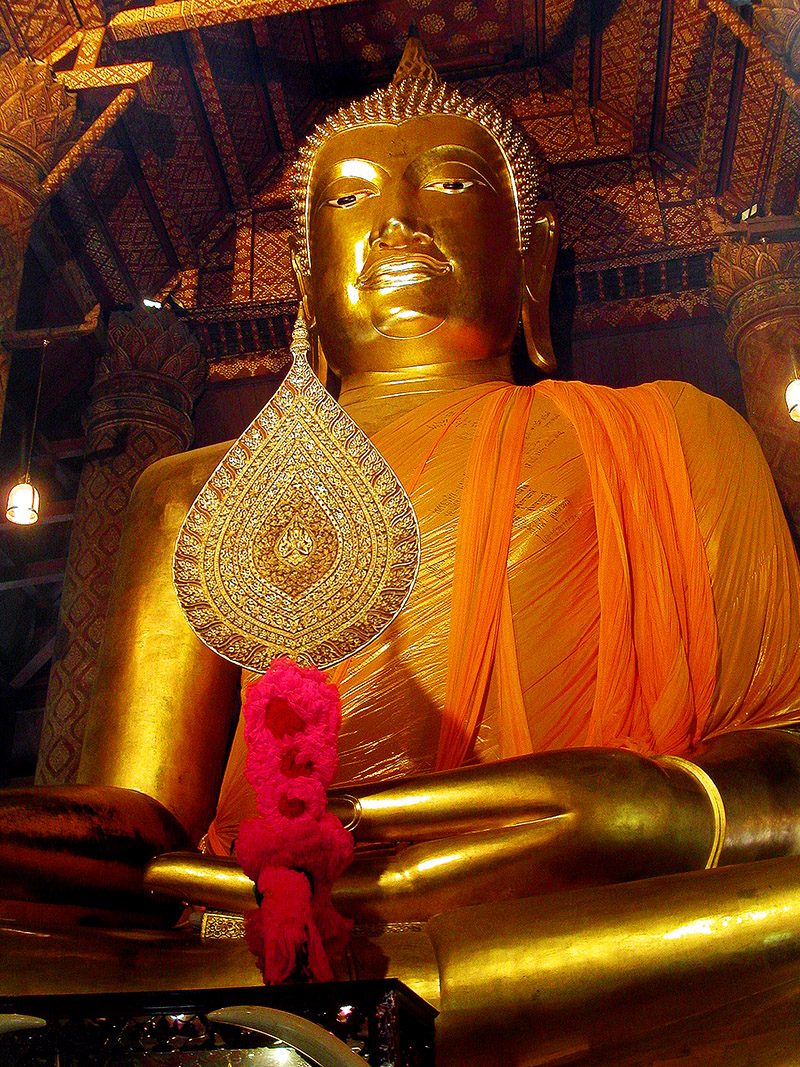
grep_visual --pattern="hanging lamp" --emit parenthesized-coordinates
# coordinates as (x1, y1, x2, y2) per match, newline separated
(786, 377, 800, 423)
(6, 337, 47, 526)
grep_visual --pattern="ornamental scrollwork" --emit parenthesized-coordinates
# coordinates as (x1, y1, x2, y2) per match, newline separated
(753, 0, 800, 74)
(711, 236, 800, 315)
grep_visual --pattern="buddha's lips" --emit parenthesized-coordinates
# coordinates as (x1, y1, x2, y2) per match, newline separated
(356, 253, 452, 291)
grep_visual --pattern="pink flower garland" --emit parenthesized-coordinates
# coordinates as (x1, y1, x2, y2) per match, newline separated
(236, 658, 354, 983)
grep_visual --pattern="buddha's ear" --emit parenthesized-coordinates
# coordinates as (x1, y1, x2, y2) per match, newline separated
(289, 235, 315, 328)
(289, 235, 333, 385)
(521, 202, 559, 374)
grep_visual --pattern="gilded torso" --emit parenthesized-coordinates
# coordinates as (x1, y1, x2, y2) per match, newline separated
(331, 380, 800, 785)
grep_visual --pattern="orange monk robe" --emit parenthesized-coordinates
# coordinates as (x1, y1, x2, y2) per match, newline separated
(206, 379, 800, 856)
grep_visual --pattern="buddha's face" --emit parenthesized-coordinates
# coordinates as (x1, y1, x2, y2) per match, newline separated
(306, 114, 524, 378)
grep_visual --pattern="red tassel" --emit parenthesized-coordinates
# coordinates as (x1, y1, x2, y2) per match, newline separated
(237, 660, 354, 985)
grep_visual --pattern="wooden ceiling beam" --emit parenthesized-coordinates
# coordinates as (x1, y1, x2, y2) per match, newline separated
(75, 26, 104, 68)
(251, 19, 297, 154)
(108, 0, 363, 43)
(122, 127, 199, 269)
(49, 195, 119, 310)
(171, 33, 236, 217)
(696, 19, 740, 196)
(10, 637, 55, 689)
(40, 87, 138, 202)
(58, 63, 153, 91)
(509, 0, 525, 59)
(573, 0, 592, 109)
(242, 20, 285, 157)
(524, 0, 545, 63)
(0, 0, 103, 61)
(702, 0, 800, 111)
(113, 120, 182, 275)
(634, 0, 669, 153)
(7, 305, 101, 349)
(45, 30, 84, 65)
(0, 560, 66, 593)
(715, 31, 747, 197)
(588, 0, 603, 109)
(761, 91, 788, 211)
(71, 172, 140, 305)
(32, 214, 99, 321)
(185, 29, 250, 210)
(25, 233, 87, 328)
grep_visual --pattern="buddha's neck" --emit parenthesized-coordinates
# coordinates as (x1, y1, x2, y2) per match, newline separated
(338, 355, 514, 436)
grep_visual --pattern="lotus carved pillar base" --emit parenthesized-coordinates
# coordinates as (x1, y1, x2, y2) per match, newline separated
(712, 236, 800, 535)
(36, 309, 206, 785)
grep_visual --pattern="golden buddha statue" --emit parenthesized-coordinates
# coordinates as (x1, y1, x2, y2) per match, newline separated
(4, 34, 800, 1065)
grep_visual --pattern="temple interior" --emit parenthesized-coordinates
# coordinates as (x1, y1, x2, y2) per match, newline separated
(3, 0, 800, 784)
(2, 0, 800, 1062)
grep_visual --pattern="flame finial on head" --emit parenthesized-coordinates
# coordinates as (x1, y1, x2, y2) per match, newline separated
(392, 28, 441, 88)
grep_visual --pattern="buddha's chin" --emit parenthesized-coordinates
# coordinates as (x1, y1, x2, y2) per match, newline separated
(370, 301, 446, 339)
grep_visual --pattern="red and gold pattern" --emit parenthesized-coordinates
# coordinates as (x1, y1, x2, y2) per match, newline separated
(663, 0, 716, 166)
(2, 0, 796, 338)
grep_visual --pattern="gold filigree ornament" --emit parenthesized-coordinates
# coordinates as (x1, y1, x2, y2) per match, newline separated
(173, 314, 420, 671)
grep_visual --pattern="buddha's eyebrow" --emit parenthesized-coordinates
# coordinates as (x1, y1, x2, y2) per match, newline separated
(407, 144, 499, 192)
(312, 158, 388, 207)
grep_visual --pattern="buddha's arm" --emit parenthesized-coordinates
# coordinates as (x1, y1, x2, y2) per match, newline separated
(148, 728, 800, 921)
(0, 443, 241, 907)
(336, 728, 800, 859)
(76, 443, 239, 842)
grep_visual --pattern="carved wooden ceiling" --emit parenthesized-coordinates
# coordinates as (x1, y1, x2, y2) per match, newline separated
(3, 0, 800, 349)
(1, 0, 799, 776)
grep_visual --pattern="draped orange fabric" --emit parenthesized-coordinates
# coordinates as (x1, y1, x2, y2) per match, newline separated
(537, 380, 718, 755)
(206, 380, 800, 856)
(435, 386, 534, 770)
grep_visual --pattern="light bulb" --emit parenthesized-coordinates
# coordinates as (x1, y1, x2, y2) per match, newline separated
(6, 481, 40, 525)
(786, 379, 800, 423)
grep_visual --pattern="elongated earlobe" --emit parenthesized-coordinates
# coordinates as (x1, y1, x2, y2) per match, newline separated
(289, 235, 331, 384)
(289, 235, 314, 327)
(521, 202, 559, 373)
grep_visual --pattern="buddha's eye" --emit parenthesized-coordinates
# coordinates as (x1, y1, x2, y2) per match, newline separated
(424, 179, 478, 193)
(326, 190, 374, 208)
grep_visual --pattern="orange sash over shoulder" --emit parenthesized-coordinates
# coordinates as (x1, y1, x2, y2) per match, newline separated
(537, 380, 718, 755)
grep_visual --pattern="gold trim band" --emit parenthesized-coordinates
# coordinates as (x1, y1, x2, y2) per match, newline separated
(200, 911, 246, 940)
(338, 795, 362, 833)
(657, 755, 727, 869)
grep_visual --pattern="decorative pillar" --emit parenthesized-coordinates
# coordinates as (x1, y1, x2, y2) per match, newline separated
(751, 0, 800, 74)
(712, 235, 800, 532)
(36, 308, 206, 785)
(0, 53, 76, 437)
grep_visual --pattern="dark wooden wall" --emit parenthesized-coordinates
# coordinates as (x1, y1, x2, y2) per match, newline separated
(193, 314, 746, 450)
(569, 316, 745, 415)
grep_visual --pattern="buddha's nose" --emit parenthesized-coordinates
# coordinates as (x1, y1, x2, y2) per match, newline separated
(372, 215, 428, 249)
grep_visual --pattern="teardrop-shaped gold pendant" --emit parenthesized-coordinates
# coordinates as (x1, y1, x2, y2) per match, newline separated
(174, 317, 420, 671)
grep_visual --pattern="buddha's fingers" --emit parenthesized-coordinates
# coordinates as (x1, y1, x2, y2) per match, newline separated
(333, 816, 577, 923)
(330, 753, 572, 844)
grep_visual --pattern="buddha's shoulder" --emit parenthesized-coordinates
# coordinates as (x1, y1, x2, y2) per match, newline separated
(530, 379, 754, 451)
(523, 378, 765, 483)
(130, 439, 230, 511)
(650, 380, 761, 463)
